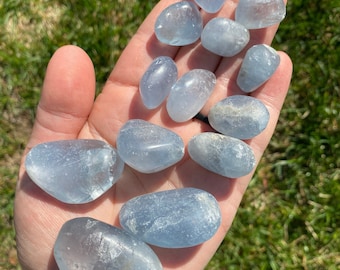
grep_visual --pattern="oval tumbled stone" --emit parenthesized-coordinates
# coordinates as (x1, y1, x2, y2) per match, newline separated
(54, 217, 162, 270)
(208, 95, 270, 139)
(25, 139, 124, 204)
(119, 188, 221, 248)
(117, 119, 184, 173)
(194, 0, 226, 13)
(188, 132, 256, 178)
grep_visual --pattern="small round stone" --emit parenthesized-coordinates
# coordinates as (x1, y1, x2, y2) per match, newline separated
(194, 0, 226, 13)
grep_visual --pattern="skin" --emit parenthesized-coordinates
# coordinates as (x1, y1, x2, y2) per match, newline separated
(14, 0, 292, 269)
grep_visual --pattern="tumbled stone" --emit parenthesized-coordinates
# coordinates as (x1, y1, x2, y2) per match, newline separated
(235, 0, 286, 29)
(119, 188, 221, 248)
(194, 0, 226, 13)
(140, 56, 178, 109)
(117, 119, 184, 173)
(155, 1, 203, 46)
(54, 217, 162, 270)
(237, 44, 280, 93)
(25, 139, 124, 204)
(201, 18, 250, 57)
(166, 69, 216, 122)
(188, 132, 256, 178)
(208, 95, 270, 139)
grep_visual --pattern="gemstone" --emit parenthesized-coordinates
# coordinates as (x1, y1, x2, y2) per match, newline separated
(54, 217, 162, 270)
(154, 1, 203, 46)
(237, 44, 280, 93)
(25, 139, 124, 204)
(140, 56, 178, 109)
(119, 188, 221, 248)
(194, 0, 226, 13)
(235, 0, 286, 29)
(166, 69, 216, 122)
(201, 18, 250, 57)
(208, 95, 270, 139)
(188, 132, 256, 178)
(116, 119, 184, 173)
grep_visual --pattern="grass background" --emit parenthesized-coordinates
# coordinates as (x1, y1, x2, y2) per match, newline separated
(0, 0, 339, 269)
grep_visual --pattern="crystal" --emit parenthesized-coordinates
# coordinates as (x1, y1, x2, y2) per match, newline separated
(235, 0, 286, 29)
(140, 56, 178, 109)
(166, 69, 216, 122)
(188, 132, 256, 178)
(208, 95, 270, 139)
(237, 44, 280, 93)
(201, 18, 250, 57)
(25, 139, 124, 204)
(119, 188, 221, 248)
(194, 0, 226, 13)
(116, 119, 184, 173)
(54, 217, 162, 270)
(155, 1, 203, 46)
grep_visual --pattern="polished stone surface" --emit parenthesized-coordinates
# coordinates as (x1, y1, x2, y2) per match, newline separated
(119, 188, 221, 248)
(25, 139, 124, 204)
(54, 217, 162, 270)
(208, 95, 270, 139)
(194, 0, 226, 13)
(166, 69, 216, 122)
(188, 132, 256, 178)
(117, 119, 184, 173)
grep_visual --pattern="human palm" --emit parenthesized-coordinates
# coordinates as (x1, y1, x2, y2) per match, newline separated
(15, 0, 292, 269)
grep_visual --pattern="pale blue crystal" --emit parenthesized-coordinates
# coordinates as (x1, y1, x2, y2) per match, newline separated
(154, 1, 203, 46)
(119, 188, 221, 248)
(116, 119, 184, 173)
(166, 69, 216, 122)
(194, 0, 226, 13)
(208, 95, 270, 139)
(25, 139, 124, 204)
(235, 0, 286, 29)
(188, 132, 256, 178)
(140, 56, 178, 109)
(201, 18, 250, 57)
(237, 44, 280, 93)
(54, 217, 162, 270)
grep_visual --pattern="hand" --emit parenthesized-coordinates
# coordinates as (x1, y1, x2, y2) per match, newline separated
(14, 0, 292, 269)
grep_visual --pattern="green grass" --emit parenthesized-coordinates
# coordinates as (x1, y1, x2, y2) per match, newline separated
(0, 0, 339, 269)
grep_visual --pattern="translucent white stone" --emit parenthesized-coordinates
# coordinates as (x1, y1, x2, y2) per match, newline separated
(155, 1, 203, 46)
(208, 95, 270, 139)
(54, 217, 162, 270)
(166, 69, 216, 122)
(117, 119, 184, 173)
(119, 188, 221, 248)
(194, 0, 226, 13)
(201, 18, 250, 57)
(140, 56, 178, 109)
(188, 132, 256, 178)
(235, 0, 286, 29)
(25, 139, 124, 204)
(237, 44, 280, 93)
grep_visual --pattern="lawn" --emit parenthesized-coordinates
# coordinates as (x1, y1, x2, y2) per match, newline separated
(1, 0, 339, 269)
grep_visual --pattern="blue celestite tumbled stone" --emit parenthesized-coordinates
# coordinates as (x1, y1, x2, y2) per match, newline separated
(194, 0, 226, 13)
(208, 95, 270, 140)
(140, 56, 178, 109)
(237, 44, 280, 93)
(201, 18, 250, 57)
(154, 1, 203, 46)
(25, 139, 124, 204)
(235, 0, 286, 29)
(188, 132, 256, 178)
(119, 188, 221, 248)
(116, 119, 184, 173)
(54, 217, 162, 270)
(166, 69, 216, 122)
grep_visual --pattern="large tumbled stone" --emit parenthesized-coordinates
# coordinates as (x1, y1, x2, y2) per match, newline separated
(54, 217, 162, 270)
(208, 95, 270, 139)
(194, 0, 226, 13)
(166, 69, 216, 122)
(155, 1, 203, 46)
(201, 18, 250, 57)
(25, 139, 124, 204)
(116, 119, 184, 173)
(119, 188, 221, 248)
(188, 132, 256, 178)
